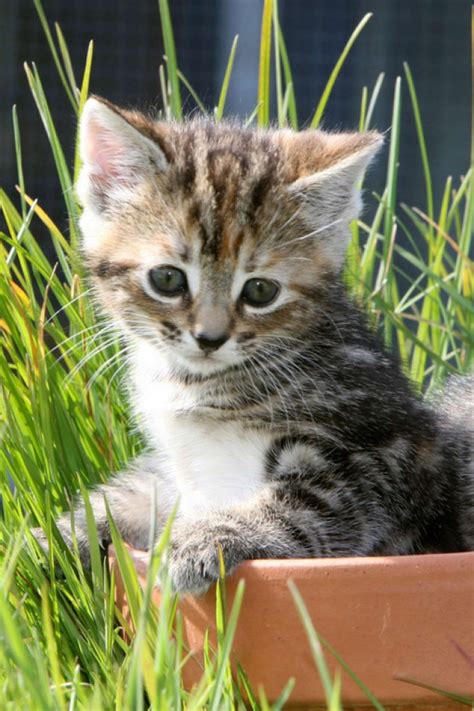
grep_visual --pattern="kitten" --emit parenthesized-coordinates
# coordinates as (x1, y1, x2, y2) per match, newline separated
(35, 96, 473, 595)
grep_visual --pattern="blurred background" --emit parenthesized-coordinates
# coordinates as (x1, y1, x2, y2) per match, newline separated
(0, 0, 471, 247)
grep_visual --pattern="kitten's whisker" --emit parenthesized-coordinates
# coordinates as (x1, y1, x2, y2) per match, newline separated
(260, 337, 341, 394)
(266, 352, 322, 431)
(247, 354, 293, 436)
(64, 336, 123, 385)
(260, 205, 303, 250)
(283, 217, 344, 248)
(106, 355, 132, 394)
(240, 359, 273, 425)
(316, 307, 348, 345)
(48, 322, 107, 356)
(86, 343, 134, 389)
(254, 337, 331, 412)
(283, 256, 313, 263)
(53, 322, 119, 366)
(45, 287, 95, 325)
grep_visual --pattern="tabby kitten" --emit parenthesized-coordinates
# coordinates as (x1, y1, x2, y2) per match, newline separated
(35, 97, 473, 595)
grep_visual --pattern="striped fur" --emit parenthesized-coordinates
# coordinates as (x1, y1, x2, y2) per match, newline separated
(36, 98, 473, 595)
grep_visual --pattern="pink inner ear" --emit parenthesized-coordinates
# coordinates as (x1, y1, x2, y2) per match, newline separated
(84, 115, 127, 179)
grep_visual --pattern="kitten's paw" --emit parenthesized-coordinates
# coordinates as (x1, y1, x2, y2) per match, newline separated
(167, 524, 249, 596)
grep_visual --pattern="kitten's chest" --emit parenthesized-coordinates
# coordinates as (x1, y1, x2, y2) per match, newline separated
(157, 414, 271, 516)
(133, 365, 271, 516)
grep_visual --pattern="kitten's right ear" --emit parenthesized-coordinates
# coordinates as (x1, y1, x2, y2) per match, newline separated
(76, 96, 168, 211)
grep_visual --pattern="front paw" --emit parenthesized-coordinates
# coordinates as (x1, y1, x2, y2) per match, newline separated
(167, 524, 250, 596)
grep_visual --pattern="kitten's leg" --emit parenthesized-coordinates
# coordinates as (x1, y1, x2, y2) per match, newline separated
(32, 454, 174, 566)
(167, 486, 390, 595)
(167, 443, 399, 595)
(167, 499, 312, 595)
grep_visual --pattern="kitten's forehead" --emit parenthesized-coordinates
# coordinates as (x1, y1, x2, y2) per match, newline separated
(169, 122, 282, 191)
(162, 122, 287, 262)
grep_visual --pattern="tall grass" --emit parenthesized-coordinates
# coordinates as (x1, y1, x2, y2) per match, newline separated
(0, 0, 472, 708)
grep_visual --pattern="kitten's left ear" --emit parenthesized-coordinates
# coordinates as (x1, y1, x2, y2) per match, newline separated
(281, 130, 383, 268)
(76, 96, 169, 212)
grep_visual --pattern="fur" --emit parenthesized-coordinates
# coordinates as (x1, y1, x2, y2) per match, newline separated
(33, 97, 473, 595)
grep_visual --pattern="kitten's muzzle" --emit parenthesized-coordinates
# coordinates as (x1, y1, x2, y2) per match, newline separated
(194, 331, 229, 353)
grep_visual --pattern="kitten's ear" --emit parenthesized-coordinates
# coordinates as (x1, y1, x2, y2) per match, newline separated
(282, 130, 383, 268)
(76, 96, 168, 211)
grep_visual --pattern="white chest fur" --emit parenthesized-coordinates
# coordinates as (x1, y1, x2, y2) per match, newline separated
(131, 345, 271, 517)
(156, 415, 270, 516)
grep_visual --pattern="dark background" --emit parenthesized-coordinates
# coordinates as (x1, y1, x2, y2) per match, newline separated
(0, 0, 471, 247)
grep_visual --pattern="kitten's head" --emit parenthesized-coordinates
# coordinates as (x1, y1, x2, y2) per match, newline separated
(77, 97, 382, 375)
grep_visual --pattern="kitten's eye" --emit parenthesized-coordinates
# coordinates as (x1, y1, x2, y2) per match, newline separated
(240, 278, 280, 307)
(149, 266, 187, 296)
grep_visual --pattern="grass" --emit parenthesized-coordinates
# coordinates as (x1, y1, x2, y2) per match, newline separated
(0, 0, 473, 708)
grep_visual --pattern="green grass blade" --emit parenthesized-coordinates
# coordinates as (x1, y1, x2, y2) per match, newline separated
(215, 35, 239, 121)
(12, 106, 26, 220)
(329, 671, 343, 711)
(40, 583, 66, 709)
(384, 78, 402, 245)
(381, 77, 402, 348)
(358, 85, 368, 132)
(106, 503, 143, 630)
(320, 635, 384, 711)
(272, 677, 296, 711)
(471, 3, 474, 168)
(244, 104, 260, 127)
(177, 69, 207, 114)
(288, 581, 333, 707)
(73, 40, 95, 185)
(364, 72, 385, 131)
(5, 198, 37, 267)
(158, 0, 182, 120)
(403, 63, 433, 221)
(310, 13, 373, 128)
(55, 22, 79, 104)
(394, 676, 473, 706)
(272, 0, 284, 126)
(257, 0, 273, 127)
(276, 21, 298, 128)
(32, 0, 77, 110)
(23, 62, 79, 240)
(159, 63, 170, 118)
(209, 580, 245, 711)
(289, 580, 385, 711)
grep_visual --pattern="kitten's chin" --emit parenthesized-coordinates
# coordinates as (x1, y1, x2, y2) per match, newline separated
(173, 352, 235, 376)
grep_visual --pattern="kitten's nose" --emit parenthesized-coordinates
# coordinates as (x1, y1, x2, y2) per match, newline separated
(194, 331, 229, 353)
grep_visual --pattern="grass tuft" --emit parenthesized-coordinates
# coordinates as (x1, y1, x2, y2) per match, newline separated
(0, 0, 472, 708)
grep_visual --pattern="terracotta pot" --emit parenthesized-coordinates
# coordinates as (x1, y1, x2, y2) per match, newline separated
(110, 547, 474, 709)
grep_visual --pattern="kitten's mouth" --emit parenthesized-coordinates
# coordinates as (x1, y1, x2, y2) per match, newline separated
(189, 353, 226, 368)
(188, 351, 217, 361)
(176, 348, 239, 376)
